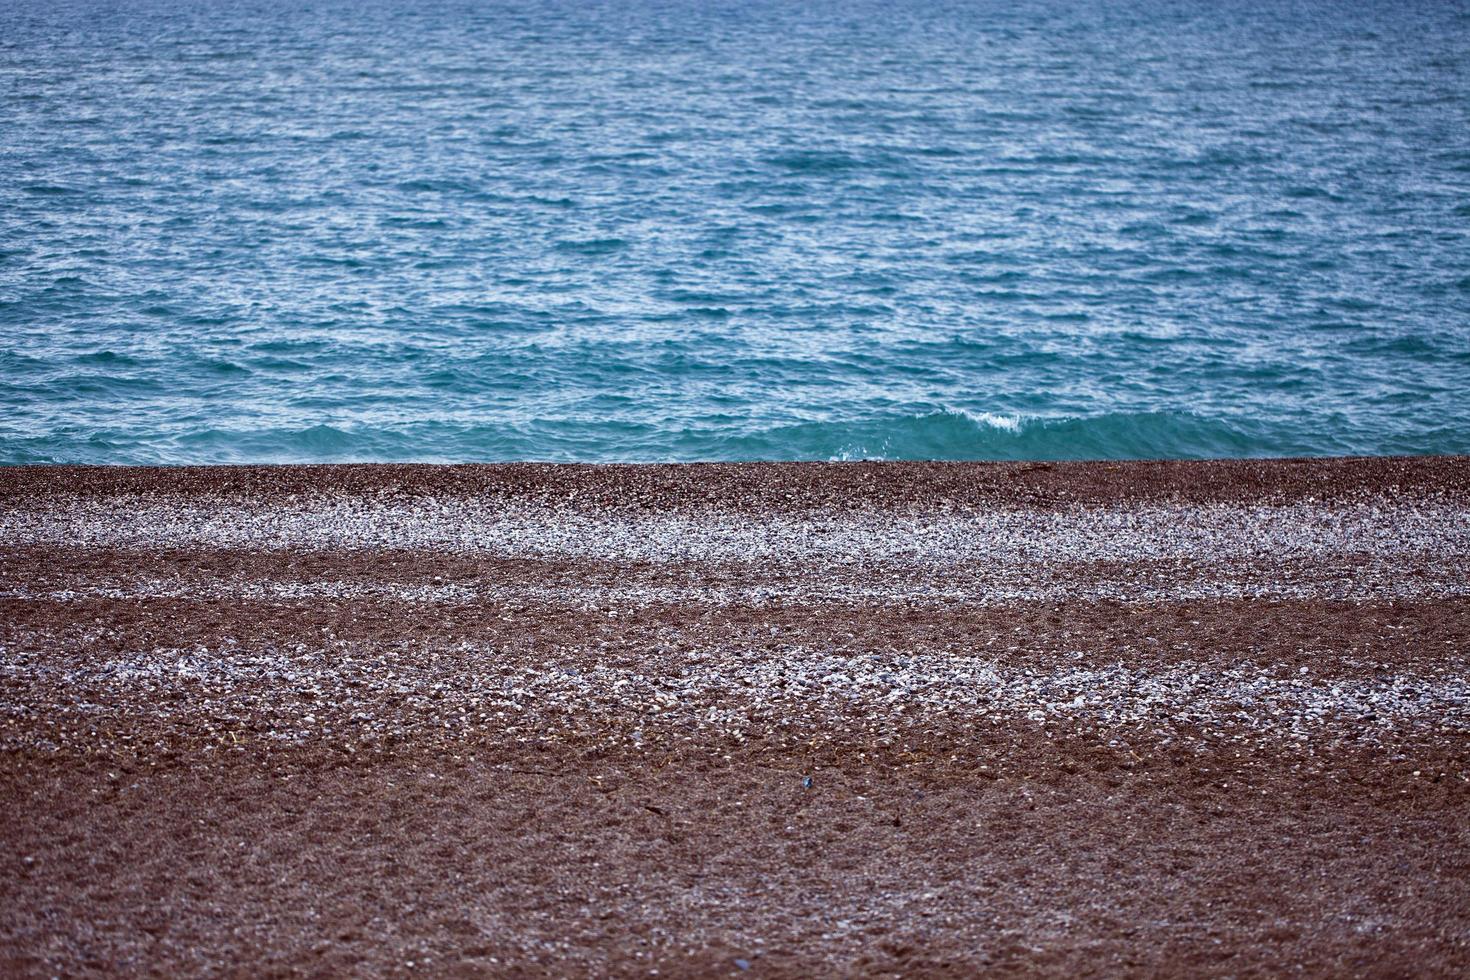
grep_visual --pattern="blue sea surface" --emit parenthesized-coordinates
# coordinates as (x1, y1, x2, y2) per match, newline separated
(3, 0, 1469, 464)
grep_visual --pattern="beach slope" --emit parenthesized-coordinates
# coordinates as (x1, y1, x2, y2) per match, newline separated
(2, 457, 1469, 976)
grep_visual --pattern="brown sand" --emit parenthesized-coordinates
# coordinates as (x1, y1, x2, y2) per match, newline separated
(2, 457, 1468, 977)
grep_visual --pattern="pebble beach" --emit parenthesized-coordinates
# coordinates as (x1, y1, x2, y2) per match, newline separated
(3, 457, 1469, 976)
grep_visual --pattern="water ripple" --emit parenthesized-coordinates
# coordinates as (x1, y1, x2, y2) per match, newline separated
(2, 0, 1469, 463)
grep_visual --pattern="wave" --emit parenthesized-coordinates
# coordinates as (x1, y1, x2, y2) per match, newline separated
(726, 410, 1281, 462)
(4, 410, 1464, 466)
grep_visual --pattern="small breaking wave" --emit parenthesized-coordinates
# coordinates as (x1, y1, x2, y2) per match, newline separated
(6, 409, 1464, 465)
(729, 410, 1282, 462)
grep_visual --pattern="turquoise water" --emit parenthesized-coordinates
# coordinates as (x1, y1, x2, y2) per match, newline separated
(3, 0, 1469, 465)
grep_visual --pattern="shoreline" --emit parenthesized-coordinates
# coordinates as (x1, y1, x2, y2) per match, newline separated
(5, 454, 1470, 508)
(3, 457, 1469, 975)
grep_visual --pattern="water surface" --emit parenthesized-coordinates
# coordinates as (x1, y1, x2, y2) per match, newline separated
(3, 0, 1469, 463)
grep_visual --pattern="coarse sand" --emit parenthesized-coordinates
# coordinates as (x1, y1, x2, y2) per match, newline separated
(2, 457, 1468, 976)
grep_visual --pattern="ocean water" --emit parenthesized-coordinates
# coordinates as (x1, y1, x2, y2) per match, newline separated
(2, 0, 1469, 465)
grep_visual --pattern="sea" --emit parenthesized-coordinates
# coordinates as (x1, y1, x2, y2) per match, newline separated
(3, 0, 1469, 465)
